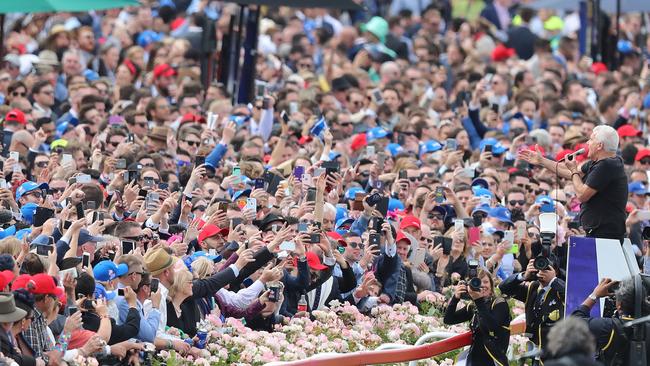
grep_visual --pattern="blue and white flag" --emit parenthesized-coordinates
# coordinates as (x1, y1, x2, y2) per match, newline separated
(310, 116, 327, 141)
(566, 237, 638, 317)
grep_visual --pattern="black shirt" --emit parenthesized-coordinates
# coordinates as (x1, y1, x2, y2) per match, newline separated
(579, 157, 627, 239)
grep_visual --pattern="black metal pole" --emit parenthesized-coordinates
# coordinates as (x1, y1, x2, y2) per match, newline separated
(231, 5, 246, 105)
(237, 6, 260, 104)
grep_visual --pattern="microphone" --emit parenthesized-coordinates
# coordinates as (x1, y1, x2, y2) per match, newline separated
(559, 148, 585, 162)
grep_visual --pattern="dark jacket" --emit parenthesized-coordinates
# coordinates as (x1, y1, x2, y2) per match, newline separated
(444, 296, 511, 366)
(0, 330, 36, 366)
(507, 26, 537, 60)
(499, 274, 565, 348)
(544, 353, 604, 366)
(166, 298, 201, 337)
(81, 307, 140, 345)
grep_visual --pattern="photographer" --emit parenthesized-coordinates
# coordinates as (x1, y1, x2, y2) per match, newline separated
(543, 318, 603, 366)
(571, 277, 650, 365)
(499, 257, 565, 350)
(444, 269, 511, 366)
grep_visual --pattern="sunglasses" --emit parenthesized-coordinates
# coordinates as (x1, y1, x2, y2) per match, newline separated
(640, 159, 650, 165)
(183, 140, 200, 147)
(420, 173, 435, 179)
(508, 200, 525, 206)
(49, 187, 65, 194)
(298, 63, 313, 69)
(109, 141, 121, 147)
(347, 242, 364, 250)
(11, 91, 26, 97)
(176, 160, 191, 167)
(339, 122, 352, 127)
(35, 161, 49, 168)
(408, 176, 420, 182)
(429, 214, 444, 220)
(400, 131, 418, 137)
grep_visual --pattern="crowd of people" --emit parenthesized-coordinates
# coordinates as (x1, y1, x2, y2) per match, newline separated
(0, 0, 647, 365)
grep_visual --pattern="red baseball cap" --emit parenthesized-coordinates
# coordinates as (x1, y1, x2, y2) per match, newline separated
(305, 251, 328, 270)
(180, 113, 206, 124)
(26, 274, 64, 297)
(350, 133, 368, 151)
(396, 230, 412, 245)
(153, 63, 176, 79)
(0, 270, 14, 290)
(11, 274, 31, 291)
(400, 215, 421, 230)
(617, 124, 642, 138)
(591, 62, 608, 75)
(5, 109, 26, 125)
(326, 231, 347, 247)
(636, 149, 650, 161)
(491, 44, 516, 62)
(198, 224, 229, 244)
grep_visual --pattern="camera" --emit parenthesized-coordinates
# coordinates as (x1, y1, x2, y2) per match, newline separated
(534, 213, 557, 271)
(467, 259, 481, 291)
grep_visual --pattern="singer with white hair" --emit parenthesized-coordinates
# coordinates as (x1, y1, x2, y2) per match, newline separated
(519, 125, 628, 240)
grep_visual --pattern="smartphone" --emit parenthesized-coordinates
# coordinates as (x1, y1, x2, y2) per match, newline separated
(412, 247, 426, 266)
(117, 288, 125, 297)
(298, 222, 309, 233)
(479, 195, 491, 206)
(0, 179, 6, 189)
(77, 174, 91, 184)
(310, 233, 321, 244)
(377, 153, 386, 172)
(446, 138, 458, 150)
(503, 230, 515, 244)
(195, 156, 205, 167)
(230, 217, 243, 228)
(289, 101, 299, 114)
(484, 73, 494, 85)
(36, 245, 52, 256)
(462, 167, 475, 179)
(75, 202, 85, 220)
(293, 166, 305, 181)
(69, 306, 78, 315)
(158, 182, 169, 190)
(255, 82, 266, 98)
(253, 178, 265, 190)
(268, 285, 280, 302)
(244, 198, 257, 212)
(63, 220, 72, 230)
(9, 151, 19, 161)
(218, 202, 229, 212)
(434, 236, 453, 255)
(126, 133, 135, 143)
(281, 110, 290, 124)
(369, 233, 381, 245)
(399, 170, 408, 180)
(82, 252, 90, 268)
(59, 267, 78, 281)
(306, 187, 317, 202)
(484, 144, 493, 153)
(454, 219, 464, 233)
(121, 240, 135, 254)
(232, 166, 241, 176)
(506, 243, 520, 255)
(366, 146, 376, 157)
(279, 241, 296, 251)
(491, 103, 499, 113)
(515, 221, 527, 240)
(468, 227, 481, 245)
(372, 89, 383, 104)
(376, 196, 389, 217)
(150, 278, 159, 293)
(434, 186, 445, 203)
(115, 159, 127, 169)
(33, 206, 55, 227)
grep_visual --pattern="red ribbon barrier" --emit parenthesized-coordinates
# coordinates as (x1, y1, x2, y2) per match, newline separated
(278, 320, 526, 366)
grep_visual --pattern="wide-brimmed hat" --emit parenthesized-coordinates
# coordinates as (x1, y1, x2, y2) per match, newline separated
(144, 248, 178, 276)
(0, 293, 26, 323)
(147, 126, 168, 142)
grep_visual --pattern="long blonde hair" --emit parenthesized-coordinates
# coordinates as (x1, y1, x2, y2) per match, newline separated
(168, 269, 193, 299)
(191, 257, 213, 279)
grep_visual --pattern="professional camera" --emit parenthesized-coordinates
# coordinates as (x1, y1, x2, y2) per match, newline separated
(467, 259, 481, 291)
(534, 213, 557, 271)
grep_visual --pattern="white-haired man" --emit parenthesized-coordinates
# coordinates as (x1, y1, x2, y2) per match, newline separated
(520, 125, 627, 240)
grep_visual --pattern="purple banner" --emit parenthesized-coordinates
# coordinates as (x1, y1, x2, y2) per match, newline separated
(565, 237, 600, 317)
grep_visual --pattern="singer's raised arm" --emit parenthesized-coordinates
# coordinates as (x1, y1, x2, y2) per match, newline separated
(518, 148, 576, 180)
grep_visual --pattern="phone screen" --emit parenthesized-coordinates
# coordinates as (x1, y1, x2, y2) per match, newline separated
(82, 252, 90, 268)
(121, 240, 135, 254)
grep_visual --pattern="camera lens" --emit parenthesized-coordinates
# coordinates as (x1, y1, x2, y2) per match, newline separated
(534, 256, 550, 270)
(469, 277, 482, 291)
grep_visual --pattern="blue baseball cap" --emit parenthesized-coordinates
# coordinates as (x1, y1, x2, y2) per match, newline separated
(419, 140, 442, 156)
(16, 181, 48, 200)
(388, 198, 405, 212)
(0, 226, 16, 240)
(386, 143, 404, 157)
(15, 228, 31, 240)
(79, 229, 104, 246)
(191, 250, 222, 263)
(472, 204, 491, 216)
(366, 127, 389, 142)
(536, 195, 555, 213)
(479, 138, 507, 155)
(83, 69, 100, 82)
(336, 217, 355, 230)
(344, 187, 365, 201)
(232, 189, 252, 201)
(472, 186, 493, 198)
(137, 30, 162, 48)
(471, 178, 489, 190)
(629, 181, 649, 195)
(20, 203, 38, 225)
(329, 151, 342, 161)
(30, 234, 50, 246)
(488, 206, 512, 223)
(335, 206, 348, 222)
(93, 260, 128, 282)
(94, 283, 116, 301)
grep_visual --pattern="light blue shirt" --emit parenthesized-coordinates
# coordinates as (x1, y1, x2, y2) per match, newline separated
(116, 296, 160, 343)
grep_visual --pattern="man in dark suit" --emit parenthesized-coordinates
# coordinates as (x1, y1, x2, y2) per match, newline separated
(480, 0, 515, 31)
(507, 8, 538, 60)
(499, 258, 565, 350)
